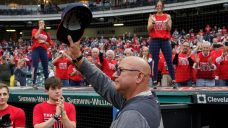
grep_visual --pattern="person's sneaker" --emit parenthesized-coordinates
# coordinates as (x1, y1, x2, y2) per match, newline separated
(171, 80, 177, 89)
(32, 84, 38, 90)
(152, 81, 158, 89)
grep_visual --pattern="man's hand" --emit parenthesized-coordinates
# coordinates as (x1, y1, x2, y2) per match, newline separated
(195, 55, 200, 64)
(187, 49, 191, 57)
(164, 14, 172, 31)
(67, 35, 82, 59)
(222, 51, 228, 58)
(175, 46, 181, 54)
(39, 21, 45, 30)
(55, 96, 65, 116)
(149, 14, 156, 23)
(208, 57, 212, 65)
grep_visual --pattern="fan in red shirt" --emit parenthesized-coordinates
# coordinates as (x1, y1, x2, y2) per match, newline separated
(67, 64, 84, 86)
(100, 49, 117, 80)
(215, 42, 228, 85)
(91, 48, 102, 69)
(147, 0, 176, 88)
(193, 42, 216, 86)
(211, 43, 224, 85)
(160, 51, 175, 86)
(33, 77, 76, 128)
(0, 83, 26, 128)
(222, 26, 227, 35)
(31, 20, 55, 88)
(52, 51, 72, 86)
(205, 24, 211, 34)
(173, 41, 194, 86)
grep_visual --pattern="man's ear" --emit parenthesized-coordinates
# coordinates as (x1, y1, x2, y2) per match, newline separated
(136, 73, 144, 84)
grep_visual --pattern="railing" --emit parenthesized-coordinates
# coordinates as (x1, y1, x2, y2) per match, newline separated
(0, 0, 226, 21)
(0, 0, 201, 15)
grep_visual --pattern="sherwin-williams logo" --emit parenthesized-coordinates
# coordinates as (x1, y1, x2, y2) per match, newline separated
(197, 94, 207, 104)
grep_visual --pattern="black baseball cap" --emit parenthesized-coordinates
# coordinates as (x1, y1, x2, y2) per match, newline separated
(56, 3, 92, 45)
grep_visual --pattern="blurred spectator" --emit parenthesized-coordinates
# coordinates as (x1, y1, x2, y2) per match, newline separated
(124, 48, 134, 56)
(216, 42, 228, 86)
(91, 47, 102, 69)
(204, 24, 212, 42)
(173, 41, 194, 86)
(221, 26, 227, 35)
(0, 56, 15, 85)
(68, 64, 84, 86)
(211, 42, 224, 85)
(140, 46, 153, 86)
(193, 42, 216, 86)
(14, 59, 28, 87)
(100, 49, 117, 80)
(52, 51, 71, 86)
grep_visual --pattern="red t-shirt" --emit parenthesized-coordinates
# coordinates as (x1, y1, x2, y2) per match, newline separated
(0, 105, 26, 128)
(102, 58, 117, 80)
(196, 52, 215, 79)
(211, 49, 223, 77)
(205, 25, 211, 34)
(159, 54, 175, 74)
(222, 27, 227, 34)
(32, 28, 54, 50)
(215, 51, 228, 80)
(33, 101, 76, 127)
(53, 57, 72, 80)
(175, 53, 193, 82)
(149, 13, 171, 39)
(48, 49, 53, 59)
(67, 64, 83, 81)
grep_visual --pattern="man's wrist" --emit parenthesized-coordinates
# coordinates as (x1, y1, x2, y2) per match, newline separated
(61, 111, 66, 116)
(72, 54, 83, 64)
(61, 111, 68, 120)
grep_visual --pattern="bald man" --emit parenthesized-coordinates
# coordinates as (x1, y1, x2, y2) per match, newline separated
(67, 35, 162, 128)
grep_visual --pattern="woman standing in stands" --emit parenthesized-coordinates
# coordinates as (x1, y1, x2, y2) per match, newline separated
(140, 46, 155, 86)
(147, 0, 176, 88)
(31, 20, 54, 88)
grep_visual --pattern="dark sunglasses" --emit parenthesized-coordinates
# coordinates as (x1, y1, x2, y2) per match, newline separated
(116, 68, 141, 76)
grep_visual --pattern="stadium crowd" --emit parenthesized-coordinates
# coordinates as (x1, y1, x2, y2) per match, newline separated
(0, 0, 190, 15)
(0, 24, 227, 87)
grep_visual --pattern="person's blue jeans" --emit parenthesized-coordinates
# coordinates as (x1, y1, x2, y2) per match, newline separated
(69, 79, 84, 86)
(218, 80, 228, 86)
(196, 79, 215, 86)
(176, 80, 192, 87)
(149, 38, 175, 82)
(62, 79, 69, 86)
(32, 47, 49, 85)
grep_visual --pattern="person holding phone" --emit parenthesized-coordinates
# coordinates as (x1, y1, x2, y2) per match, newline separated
(31, 20, 55, 88)
(33, 76, 76, 128)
